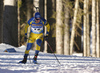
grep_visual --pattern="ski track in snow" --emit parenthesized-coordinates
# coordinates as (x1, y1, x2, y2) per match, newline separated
(0, 43, 100, 73)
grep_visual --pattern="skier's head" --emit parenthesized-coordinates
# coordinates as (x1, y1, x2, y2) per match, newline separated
(35, 12, 41, 19)
(35, 12, 41, 23)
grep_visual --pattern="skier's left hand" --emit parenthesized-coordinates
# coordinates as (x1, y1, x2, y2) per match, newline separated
(24, 36, 27, 42)
(44, 36, 48, 41)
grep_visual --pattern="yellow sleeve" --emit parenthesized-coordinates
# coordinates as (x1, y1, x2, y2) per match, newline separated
(24, 23, 30, 35)
(45, 22, 50, 36)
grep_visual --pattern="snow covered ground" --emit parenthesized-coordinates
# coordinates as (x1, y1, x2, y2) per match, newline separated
(0, 43, 100, 73)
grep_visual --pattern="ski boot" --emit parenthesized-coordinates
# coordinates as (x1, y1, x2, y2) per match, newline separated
(33, 50, 39, 64)
(19, 56, 27, 64)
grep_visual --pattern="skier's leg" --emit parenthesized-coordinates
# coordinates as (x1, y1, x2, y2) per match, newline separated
(33, 50, 39, 64)
(24, 43, 33, 57)
(33, 38, 43, 64)
(19, 43, 33, 64)
(19, 36, 35, 64)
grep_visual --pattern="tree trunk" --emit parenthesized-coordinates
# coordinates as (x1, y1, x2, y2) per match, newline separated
(26, 0, 32, 42)
(18, 0, 22, 46)
(33, 0, 39, 14)
(3, 0, 18, 47)
(45, 0, 56, 53)
(26, 0, 31, 21)
(97, 0, 100, 58)
(99, 0, 100, 58)
(56, 0, 63, 54)
(64, 0, 70, 55)
(0, 0, 3, 43)
(70, 0, 79, 55)
(44, 0, 47, 53)
(92, 0, 96, 57)
(86, 0, 90, 57)
(83, 0, 87, 56)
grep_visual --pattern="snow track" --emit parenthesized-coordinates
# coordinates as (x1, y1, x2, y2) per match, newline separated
(0, 43, 100, 73)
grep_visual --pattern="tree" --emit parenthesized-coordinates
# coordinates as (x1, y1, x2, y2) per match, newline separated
(74, 0, 82, 53)
(46, 0, 56, 53)
(86, 0, 90, 57)
(18, 0, 22, 46)
(83, 0, 90, 57)
(97, 0, 100, 58)
(64, 0, 70, 55)
(26, 0, 32, 45)
(26, 0, 31, 21)
(0, 0, 3, 43)
(56, 0, 63, 54)
(44, 0, 47, 53)
(92, 0, 96, 57)
(3, 0, 18, 46)
(33, 0, 39, 14)
(70, 0, 79, 55)
(83, 0, 87, 56)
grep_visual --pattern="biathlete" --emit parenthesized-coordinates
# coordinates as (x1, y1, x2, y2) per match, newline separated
(19, 12, 50, 64)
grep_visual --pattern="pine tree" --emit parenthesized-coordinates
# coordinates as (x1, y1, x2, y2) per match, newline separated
(70, 0, 79, 55)
(92, 0, 96, 57)
(86, 0, 90, 57)
(56, 0, 63, 54)
(26, 0, 31, 21)
(83, 0, 87, 56)
(97, 0, 100, 57)
(18, 0, 22, 46)
(3, 0, 18, 46)
(0, 0, 3, 43)
(64, 0, 70, 55)
(44, 0, 47, 53)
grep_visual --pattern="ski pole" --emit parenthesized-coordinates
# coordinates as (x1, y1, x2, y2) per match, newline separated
(29, 54, 31, 63)
(46, 41, 61, 65)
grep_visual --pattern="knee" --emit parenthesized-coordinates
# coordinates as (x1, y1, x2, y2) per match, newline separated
(26, 43, 33, 50)
(36, 39, 42, 46)
(25, 50, 29, 54)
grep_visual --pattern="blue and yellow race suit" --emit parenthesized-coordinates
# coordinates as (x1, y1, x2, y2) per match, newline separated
(24, 17, 50, 57)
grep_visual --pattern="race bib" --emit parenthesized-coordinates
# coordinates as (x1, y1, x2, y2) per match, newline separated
(31, 26, 43, 34)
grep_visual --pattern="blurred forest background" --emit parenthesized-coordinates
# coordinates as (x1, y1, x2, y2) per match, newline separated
(0, 0, 100, 58)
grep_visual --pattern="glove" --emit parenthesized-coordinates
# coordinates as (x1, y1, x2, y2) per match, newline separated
(44, 36, 48, 41)
(24, 34, 27, 42)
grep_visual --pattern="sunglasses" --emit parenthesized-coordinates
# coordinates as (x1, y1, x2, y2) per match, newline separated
(35, 18, 40, 20)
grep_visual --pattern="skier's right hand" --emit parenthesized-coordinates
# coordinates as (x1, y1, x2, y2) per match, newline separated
(44, 35, 48, 41)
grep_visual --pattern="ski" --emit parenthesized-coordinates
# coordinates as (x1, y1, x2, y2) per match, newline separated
(18, 61, 39, 64)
